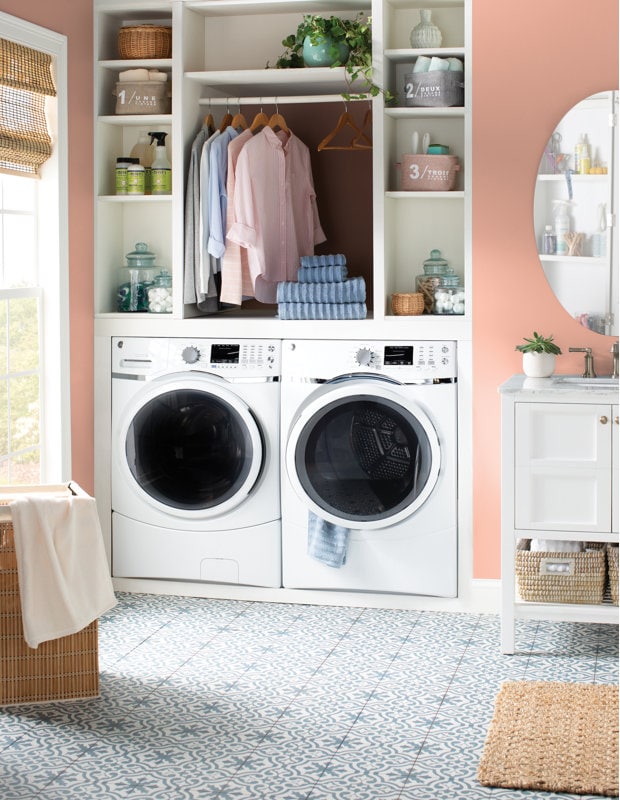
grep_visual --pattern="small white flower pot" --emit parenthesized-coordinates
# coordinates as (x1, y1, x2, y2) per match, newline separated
(522, 351, 556, 378)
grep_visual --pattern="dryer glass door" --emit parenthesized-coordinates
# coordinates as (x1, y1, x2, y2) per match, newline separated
(290, 389, 440, 528)
(125, 388, 261, 511)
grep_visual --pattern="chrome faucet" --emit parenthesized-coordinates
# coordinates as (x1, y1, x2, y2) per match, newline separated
(569, 346, 596, 378)
(611, 341, 619, 379)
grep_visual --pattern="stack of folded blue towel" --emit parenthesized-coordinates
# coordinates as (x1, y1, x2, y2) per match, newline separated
(277, 254, 367, 320)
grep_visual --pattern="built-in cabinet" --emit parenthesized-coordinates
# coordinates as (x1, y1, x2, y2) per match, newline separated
(500, 376, 619, 654)
(93, 0, 471, 334)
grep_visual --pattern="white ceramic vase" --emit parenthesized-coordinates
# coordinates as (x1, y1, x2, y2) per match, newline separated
(522, 351, 556, 378)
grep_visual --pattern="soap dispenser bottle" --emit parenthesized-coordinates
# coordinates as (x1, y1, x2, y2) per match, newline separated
(130, 130, 153, 194)
(149, 132, 171, 195)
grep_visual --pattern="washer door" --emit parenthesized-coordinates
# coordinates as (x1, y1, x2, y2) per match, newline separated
(286, 378, 440, 530)
(117, 373, 264, 518)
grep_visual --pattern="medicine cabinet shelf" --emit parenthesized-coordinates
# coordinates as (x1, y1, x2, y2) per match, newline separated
(539, 255, 608, 265)
(537, 174, 608, 183)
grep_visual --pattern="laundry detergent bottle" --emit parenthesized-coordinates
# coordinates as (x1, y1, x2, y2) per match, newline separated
(149, 132, 171, 195)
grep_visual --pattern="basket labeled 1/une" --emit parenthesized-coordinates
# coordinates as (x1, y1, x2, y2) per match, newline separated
(398, 154, 461, 191)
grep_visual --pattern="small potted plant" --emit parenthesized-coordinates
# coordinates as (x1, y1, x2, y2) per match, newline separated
(274, 13, 388, 99)
(516, 331, 562, 378)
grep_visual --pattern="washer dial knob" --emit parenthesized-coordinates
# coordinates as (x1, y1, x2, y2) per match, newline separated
(355, 347, 375, 367)
(182, 346, 201, 364)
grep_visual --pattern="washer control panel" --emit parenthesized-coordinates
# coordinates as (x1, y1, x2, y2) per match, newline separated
(283, 340, 457, 382)
(112, 338, 281, 378)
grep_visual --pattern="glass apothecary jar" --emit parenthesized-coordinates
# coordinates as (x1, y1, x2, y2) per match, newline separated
(434, 273, 465, 315)
(117, 242, 157, 312)
(147, 270, 173, 313)
(415, 249, 448, 314)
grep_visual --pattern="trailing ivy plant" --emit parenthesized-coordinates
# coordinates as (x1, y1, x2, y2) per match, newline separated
(273, 13, 392, 102)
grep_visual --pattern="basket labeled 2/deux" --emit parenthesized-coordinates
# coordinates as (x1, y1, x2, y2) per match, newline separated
(0, 484, 100, 706)
(404, 71, 464, 108)
(515, 540, 606, 605)
(399, 154, 461, 192)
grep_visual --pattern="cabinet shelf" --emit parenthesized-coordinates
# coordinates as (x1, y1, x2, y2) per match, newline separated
(185, 67, 366, 97)
(385, 46, 465, 63)
(386, 190, 464, 199)
(385, 106, 464, 118)
(514, 600, 619, 624)
(185, 0, 369, 16)
(98, 195, 172, 203)
(98, 58, 172, 70)
(98, 114, 172, 126)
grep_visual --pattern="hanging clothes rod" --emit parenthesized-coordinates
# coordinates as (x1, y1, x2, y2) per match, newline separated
(198, 94, 372, 106)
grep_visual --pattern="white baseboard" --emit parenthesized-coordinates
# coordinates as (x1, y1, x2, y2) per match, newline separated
(112, 577, 502, 615)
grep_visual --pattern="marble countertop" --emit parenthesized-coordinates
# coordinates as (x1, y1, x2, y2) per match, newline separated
(499, 374, 619, 400)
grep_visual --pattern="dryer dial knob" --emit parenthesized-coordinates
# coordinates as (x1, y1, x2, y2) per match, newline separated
(182, 346, 201, 364)
(355, 347, 374, 367)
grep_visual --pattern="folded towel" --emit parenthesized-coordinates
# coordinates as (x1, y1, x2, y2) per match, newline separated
(308, 512, 350, 568)
(300, 254, 346, 268)
(277, 277, 366, 304)
(148, 70, 168, 82)
(530, 539, 584, 553)
(10, 495, 117, 648)
(278, 302, 367, 320)
(297, 264, 348, 284)
(118, 68, 150, 82)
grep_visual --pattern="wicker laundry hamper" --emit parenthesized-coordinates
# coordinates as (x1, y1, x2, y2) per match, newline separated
(0, 484, 99, 706)
(607, 543, 618, 605)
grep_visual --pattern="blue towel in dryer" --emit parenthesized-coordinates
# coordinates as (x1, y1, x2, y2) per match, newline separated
(307, 512, 350, 568)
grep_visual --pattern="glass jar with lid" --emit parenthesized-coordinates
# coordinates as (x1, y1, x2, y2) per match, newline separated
(147, 270, 173, 313)
(415, 249, 448, 313)
(433, 273, 465, 315)
(117, 242, 157, 312)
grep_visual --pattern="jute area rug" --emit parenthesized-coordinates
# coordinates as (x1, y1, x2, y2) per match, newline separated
(477, 681, 619, 797)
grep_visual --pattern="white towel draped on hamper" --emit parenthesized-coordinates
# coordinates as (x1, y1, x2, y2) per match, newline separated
(9, 495, 117, 649)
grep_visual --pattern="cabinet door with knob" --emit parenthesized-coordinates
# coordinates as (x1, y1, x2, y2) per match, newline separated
(514, 401, 617, 534)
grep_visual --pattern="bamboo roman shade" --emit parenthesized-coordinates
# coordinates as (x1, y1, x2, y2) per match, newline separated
(0, 38, 57, 177)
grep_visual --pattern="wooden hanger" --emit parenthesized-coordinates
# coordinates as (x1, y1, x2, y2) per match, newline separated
(250, 109, 269, 132)
(203, 108, 215, 136)
(268, 101, 289, 133)
(231, 111, 248, 131)
(352, 106, 372, 150)
(219, 102, 233, 132)
(318, 108, 365, 151)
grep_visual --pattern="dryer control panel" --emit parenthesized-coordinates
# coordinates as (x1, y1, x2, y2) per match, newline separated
(282, 340, 457, 382)
(112, 337, 281, 379)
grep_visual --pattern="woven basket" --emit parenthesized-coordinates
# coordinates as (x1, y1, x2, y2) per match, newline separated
(391, 292, 424, 316)
(515, 541, 605, 605)
(0, 486, 99, 706)
(118, 25, 172, 59)
(607, 543, 618, 605)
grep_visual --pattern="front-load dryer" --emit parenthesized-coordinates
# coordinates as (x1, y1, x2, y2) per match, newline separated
(281, 339, 457, 597)
(111, 337, 281, 587)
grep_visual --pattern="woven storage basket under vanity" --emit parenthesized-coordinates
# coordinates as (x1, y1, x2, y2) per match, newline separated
(391, 293, 424, 316)
(606, 543, 618, 605)
(515, 540, 606, 605)
(0, 484, 99, 706)
(118, 25, 172, 59)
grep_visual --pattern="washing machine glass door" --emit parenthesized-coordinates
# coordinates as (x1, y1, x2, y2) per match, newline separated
(120, 375, 263, 517)
(286, 379, 440, 529)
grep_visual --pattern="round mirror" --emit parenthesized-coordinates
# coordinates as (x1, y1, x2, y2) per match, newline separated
(533, 91, 618, 336)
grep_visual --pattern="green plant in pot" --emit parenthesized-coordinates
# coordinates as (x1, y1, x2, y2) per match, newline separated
(516, 331, 562, 378)
(274, 13, 388, 100)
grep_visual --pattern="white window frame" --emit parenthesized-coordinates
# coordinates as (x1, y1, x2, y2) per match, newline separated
(0, 12, 70, 483)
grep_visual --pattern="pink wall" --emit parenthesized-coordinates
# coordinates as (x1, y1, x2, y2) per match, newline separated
(1, 1, 95, 493)
(472, 0, 619, 578)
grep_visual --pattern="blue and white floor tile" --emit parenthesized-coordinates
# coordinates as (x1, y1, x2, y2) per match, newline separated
(1, 593, 617, 799)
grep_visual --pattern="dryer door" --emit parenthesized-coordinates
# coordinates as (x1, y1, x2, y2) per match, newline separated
(116, 373, 264, 518)
(285, 378, 441, 530)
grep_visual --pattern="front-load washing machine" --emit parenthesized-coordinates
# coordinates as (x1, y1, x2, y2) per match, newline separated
(111, 337, 281, 587)
(281, 339, 457, 597)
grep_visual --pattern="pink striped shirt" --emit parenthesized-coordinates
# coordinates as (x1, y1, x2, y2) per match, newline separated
(227, 127, 326, 304)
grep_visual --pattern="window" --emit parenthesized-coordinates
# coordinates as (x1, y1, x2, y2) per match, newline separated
(0, 13, 69, 485)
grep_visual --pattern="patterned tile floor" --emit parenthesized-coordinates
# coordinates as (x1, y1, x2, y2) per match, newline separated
(1, 592, 618, 800)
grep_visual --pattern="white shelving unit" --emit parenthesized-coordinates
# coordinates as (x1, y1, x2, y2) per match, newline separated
(500, 376, 619, 654)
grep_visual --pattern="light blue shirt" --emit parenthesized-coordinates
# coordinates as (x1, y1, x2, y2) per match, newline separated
(207, 126, 239, 260)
